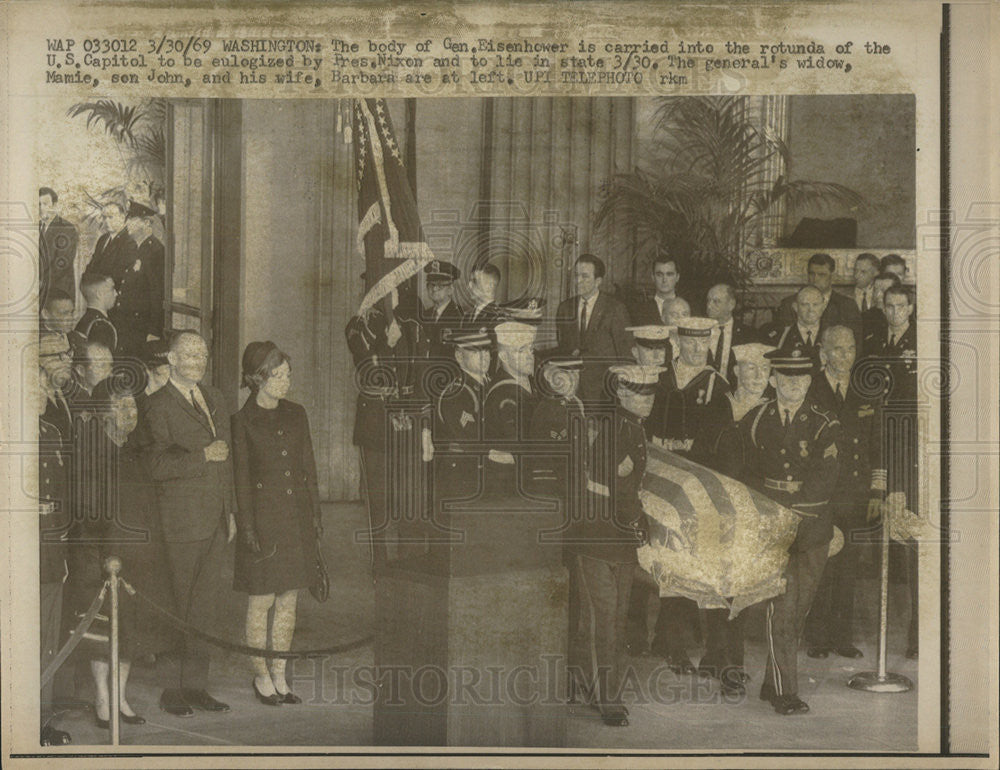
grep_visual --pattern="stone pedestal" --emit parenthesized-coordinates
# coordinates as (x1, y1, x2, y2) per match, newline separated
(373, 499, 569, 747)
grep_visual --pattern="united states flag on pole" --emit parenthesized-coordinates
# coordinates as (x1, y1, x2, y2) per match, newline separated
(353, 98, 434, 314)
(637, 443, 801, 619)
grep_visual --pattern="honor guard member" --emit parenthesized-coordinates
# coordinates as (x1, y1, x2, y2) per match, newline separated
(427, 329, 492, 505)
(113, 201, 165, 360)
(804, 326, 886, 660)
(738, 347, 841, 715)
(346, 304, 402, 573)
(483, 319, 540, 496)
(642, 317, 731, 673)
(421, 260, 464, 360)
(567, 364, 662, 728)
(696, 342, 776, 693)
(73, 272, 119, 354)
(760, 286, 825, 364)
(626, 325, 671, 367)
(861, 285, 919, 658)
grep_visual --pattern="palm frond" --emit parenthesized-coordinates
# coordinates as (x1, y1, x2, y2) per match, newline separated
(66, 100, 145, 146)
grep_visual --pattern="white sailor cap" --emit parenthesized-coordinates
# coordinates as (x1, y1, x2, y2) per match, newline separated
(676, 317, 717, 337)
(732, 342, 776, 365)
(495, 321, 538, 347)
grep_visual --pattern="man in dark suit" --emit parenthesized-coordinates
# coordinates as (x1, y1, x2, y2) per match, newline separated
(112, 201, 165, 360)
(38, 332, 74, 440)
(146, 330, 235, 717)
(73, 272, 119, 354)
(774, 253, 862, 343)
(760, 286, 825, 363)
(462, 263, 504, 329)
(804, 325, 885, 660)
(39, 187, 78, 306)
(85, 201, 136, 282)
(706, 283, 754, 383)
(629, 255, 681, 326)
(556, 254, 632, 403)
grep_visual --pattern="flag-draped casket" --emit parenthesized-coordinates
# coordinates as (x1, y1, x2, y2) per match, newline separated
(637, 443, 801, 619)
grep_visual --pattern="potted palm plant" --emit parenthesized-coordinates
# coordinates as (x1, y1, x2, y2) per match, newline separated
(596, 96, 865, 308)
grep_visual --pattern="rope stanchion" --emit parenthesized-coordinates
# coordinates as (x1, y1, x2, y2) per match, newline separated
(40, 581, 109, 688)
(130, 585, 374, 659)
(105, 557, 122, 745)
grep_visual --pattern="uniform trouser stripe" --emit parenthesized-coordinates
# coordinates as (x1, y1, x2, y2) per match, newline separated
(577, 556, 603, 703)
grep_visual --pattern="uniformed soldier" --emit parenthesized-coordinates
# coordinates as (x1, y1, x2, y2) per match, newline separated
(73, 272, 119, 354)
(644, 317, 731, 672)
(427, 329, 492, 507)
(861, 285, 919, 658)
(35, 355, 72, 746)
(737, 347, 841, 715)
(759, 285, 825, 364)
(804, 325, 886, 660)
(626, 324, 671, 367)
(482, 319, 540, 496)
(111, 201, 165, 360)
(525, 355, 586, 503)
(698, 342, 775, 694)
(566, 364, 662, 727)
(420, 260, 464, 360)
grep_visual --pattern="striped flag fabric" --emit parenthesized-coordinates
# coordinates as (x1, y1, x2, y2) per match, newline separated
(637, 442, 801, 619)
(352, 98, 434, 315)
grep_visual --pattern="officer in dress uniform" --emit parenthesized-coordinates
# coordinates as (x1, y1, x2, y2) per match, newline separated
(736, 347, 841, 715)
(420, 260, 464, 361)
(525, 355, 587, 502)
(112, 201, 165, 361)
(427, 329, 492, 510)
(644, 317, 731, 673)
(759, 286, 826, 365)
(862, 285, 919, 658)
(482, 318, 541, 496)
(73, 272, 119, 354)
(566, 364, 662, 727)
(804, 326, 886, 660)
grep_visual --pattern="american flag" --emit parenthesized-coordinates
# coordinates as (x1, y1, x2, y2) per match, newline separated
(352, 98, 434, 314)
(637, 443, 801, 619)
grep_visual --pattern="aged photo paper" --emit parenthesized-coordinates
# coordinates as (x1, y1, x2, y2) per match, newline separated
(1, 1, 996, 768)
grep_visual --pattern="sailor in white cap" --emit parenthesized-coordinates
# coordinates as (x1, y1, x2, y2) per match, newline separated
(726, 342, 777, 422)
(566, 364, 664, 728)
(626, 325, 672, 367)
(642, 316, 732, 674)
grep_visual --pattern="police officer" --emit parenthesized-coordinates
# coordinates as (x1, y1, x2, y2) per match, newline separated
(804, 325, 886, 660)
(112, 201, 165, 360)
(862, 285, 919, 658)
(737, 347, 841, 715)
(645, 317, 731, 673)
(566, 364, 662, 727)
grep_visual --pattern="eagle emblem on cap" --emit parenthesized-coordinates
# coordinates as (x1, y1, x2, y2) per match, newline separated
(528, 299, 538, 310)
(431, 260, 440, 272)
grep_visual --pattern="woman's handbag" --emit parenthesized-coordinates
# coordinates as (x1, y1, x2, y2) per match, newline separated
(308, 538, 330, 602)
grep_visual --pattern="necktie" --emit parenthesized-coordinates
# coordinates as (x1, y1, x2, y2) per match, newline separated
(784, 408, 791, 427)
(190, 389, 213, 433)
(835, 383, 844, 403)
(861, 291, 869, 312)
(714, 329, 725, 369)
(889, 334, 896, 347)
(579, 297, 588, 334)
(660, 300, 669, 325)
(805, 330, 813, 347)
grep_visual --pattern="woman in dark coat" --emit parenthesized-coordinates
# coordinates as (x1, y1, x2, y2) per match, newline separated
(232, 341, 323, 705)
(63, 376, 175, 729)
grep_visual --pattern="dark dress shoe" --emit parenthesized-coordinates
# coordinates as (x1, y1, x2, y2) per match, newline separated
(94, 715, 110, 730)
(252, 679, 282, 706)
(159, 690, 194, 718)
(184, 689, 231, 712)
(40, 725, 71, 746)
(279, 691, 302, 705)
(771, 694, 810, 715)
(120, 712, 146, 725)
(720, 669, 747, 696)
(806, 646, 830, 658)
(601, 706, 629, 727)
(834, 645, 864, 659)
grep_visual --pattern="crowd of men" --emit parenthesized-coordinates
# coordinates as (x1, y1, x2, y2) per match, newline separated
(347, 250, 919, 726)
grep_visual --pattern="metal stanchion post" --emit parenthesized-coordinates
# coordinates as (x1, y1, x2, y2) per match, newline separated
(847, 509, 913, 693)
(104, 556, 122, 745)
